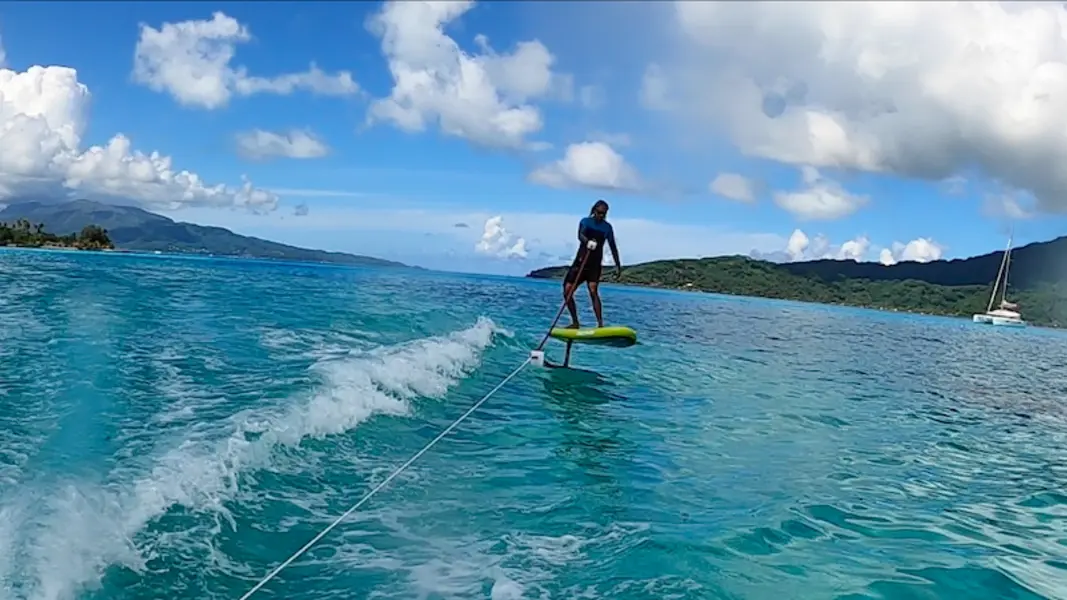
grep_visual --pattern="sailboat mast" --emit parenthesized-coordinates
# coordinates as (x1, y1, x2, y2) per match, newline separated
(1001, 230, 1014, 307)
(987, 233, 1011, 313)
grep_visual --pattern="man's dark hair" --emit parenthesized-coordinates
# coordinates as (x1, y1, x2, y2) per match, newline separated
(590, 199, 609, 216)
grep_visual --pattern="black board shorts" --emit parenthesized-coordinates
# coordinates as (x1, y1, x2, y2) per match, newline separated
(564, 253, 603, 285)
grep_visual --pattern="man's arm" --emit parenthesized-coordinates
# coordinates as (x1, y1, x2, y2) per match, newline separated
(608, 225, 621, 268)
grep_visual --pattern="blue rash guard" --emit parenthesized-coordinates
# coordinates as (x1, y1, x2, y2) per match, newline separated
(565, 216, 616, 284)
(580, 215, 614, 248)
(579, 216, 615, 255)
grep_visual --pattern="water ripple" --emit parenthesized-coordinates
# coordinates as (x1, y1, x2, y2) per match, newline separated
(1, 250, 1066, 599)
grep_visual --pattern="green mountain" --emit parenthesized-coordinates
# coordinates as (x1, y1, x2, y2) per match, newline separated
(0, 199, 409, 268)
(527, 236, 1067, 327)
(776, 237, 1067, 289)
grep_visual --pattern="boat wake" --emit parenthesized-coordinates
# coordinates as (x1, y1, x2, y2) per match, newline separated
(0, 317, 508, 600)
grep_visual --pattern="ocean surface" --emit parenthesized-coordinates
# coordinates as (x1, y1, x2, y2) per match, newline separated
(1, 249, 1067, 600)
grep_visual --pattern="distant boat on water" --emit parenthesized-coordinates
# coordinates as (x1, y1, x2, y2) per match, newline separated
(972, 231, 1026, 328)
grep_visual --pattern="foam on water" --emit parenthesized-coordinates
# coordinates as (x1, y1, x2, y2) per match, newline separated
(0, 317, 506, 600)
(327, 519, 650, 600)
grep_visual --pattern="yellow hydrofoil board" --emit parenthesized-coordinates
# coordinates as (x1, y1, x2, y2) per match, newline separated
(548, 325, 637, 348)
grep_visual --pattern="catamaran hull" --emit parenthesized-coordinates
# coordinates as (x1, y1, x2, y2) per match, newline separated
(972, 314, 1026, 327)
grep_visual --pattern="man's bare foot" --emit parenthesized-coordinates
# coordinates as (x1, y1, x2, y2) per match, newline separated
(563, 322, 579, 329)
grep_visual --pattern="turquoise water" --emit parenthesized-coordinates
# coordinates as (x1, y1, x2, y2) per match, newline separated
(2, 248, 1067, 600)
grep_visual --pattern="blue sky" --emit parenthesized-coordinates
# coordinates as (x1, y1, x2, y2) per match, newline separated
(0, 1, 1064, 274)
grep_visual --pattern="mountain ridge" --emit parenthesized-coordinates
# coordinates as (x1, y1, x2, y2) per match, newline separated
(0, 199, 410, 268)
(525, 234, 1067, 327)
(528, 234, 1067, 291)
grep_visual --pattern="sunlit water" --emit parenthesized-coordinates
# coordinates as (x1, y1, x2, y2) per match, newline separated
(1, 248, 1066, 600)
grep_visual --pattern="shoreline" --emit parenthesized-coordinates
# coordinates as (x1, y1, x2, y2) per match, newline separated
(0, 244, 417, 271)
(0, 243, 105, 252)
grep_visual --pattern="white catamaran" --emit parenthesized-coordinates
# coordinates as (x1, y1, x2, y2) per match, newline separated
(972, 232, 1026, 328)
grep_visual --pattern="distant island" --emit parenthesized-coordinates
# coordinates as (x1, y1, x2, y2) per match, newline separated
(0, 199, 409, 268)
(0, 218, 114, 251)
(527, 237, 1067, 328)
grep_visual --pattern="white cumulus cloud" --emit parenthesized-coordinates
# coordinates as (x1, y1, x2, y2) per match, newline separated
(784, 229, 809, 262)
(783, 229, 870, 262)
(650, 1, 1067, 214)
(365, 0, 567, 151)
(0, 62, 276, 212)
(772, 228, 942, 265)
(879, 238, 945, 265)
(528, 141, 641, 191)
(773, 166, 868, 221)
(837, 235, 871, 262)
(235, 129, 329, 161)
(710, 172, 755, 202)
(475, 215, 528, 259)
(133, 12, 359, 110)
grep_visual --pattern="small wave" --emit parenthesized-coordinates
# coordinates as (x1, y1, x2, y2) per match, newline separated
(264, 316, 508, 442)
(0, 317, 507, 600)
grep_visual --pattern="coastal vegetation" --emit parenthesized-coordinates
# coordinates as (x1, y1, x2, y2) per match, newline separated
(0, 199, 408, 267)
(527, 237, 1067, 328)
(0, 218, 113, 251)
